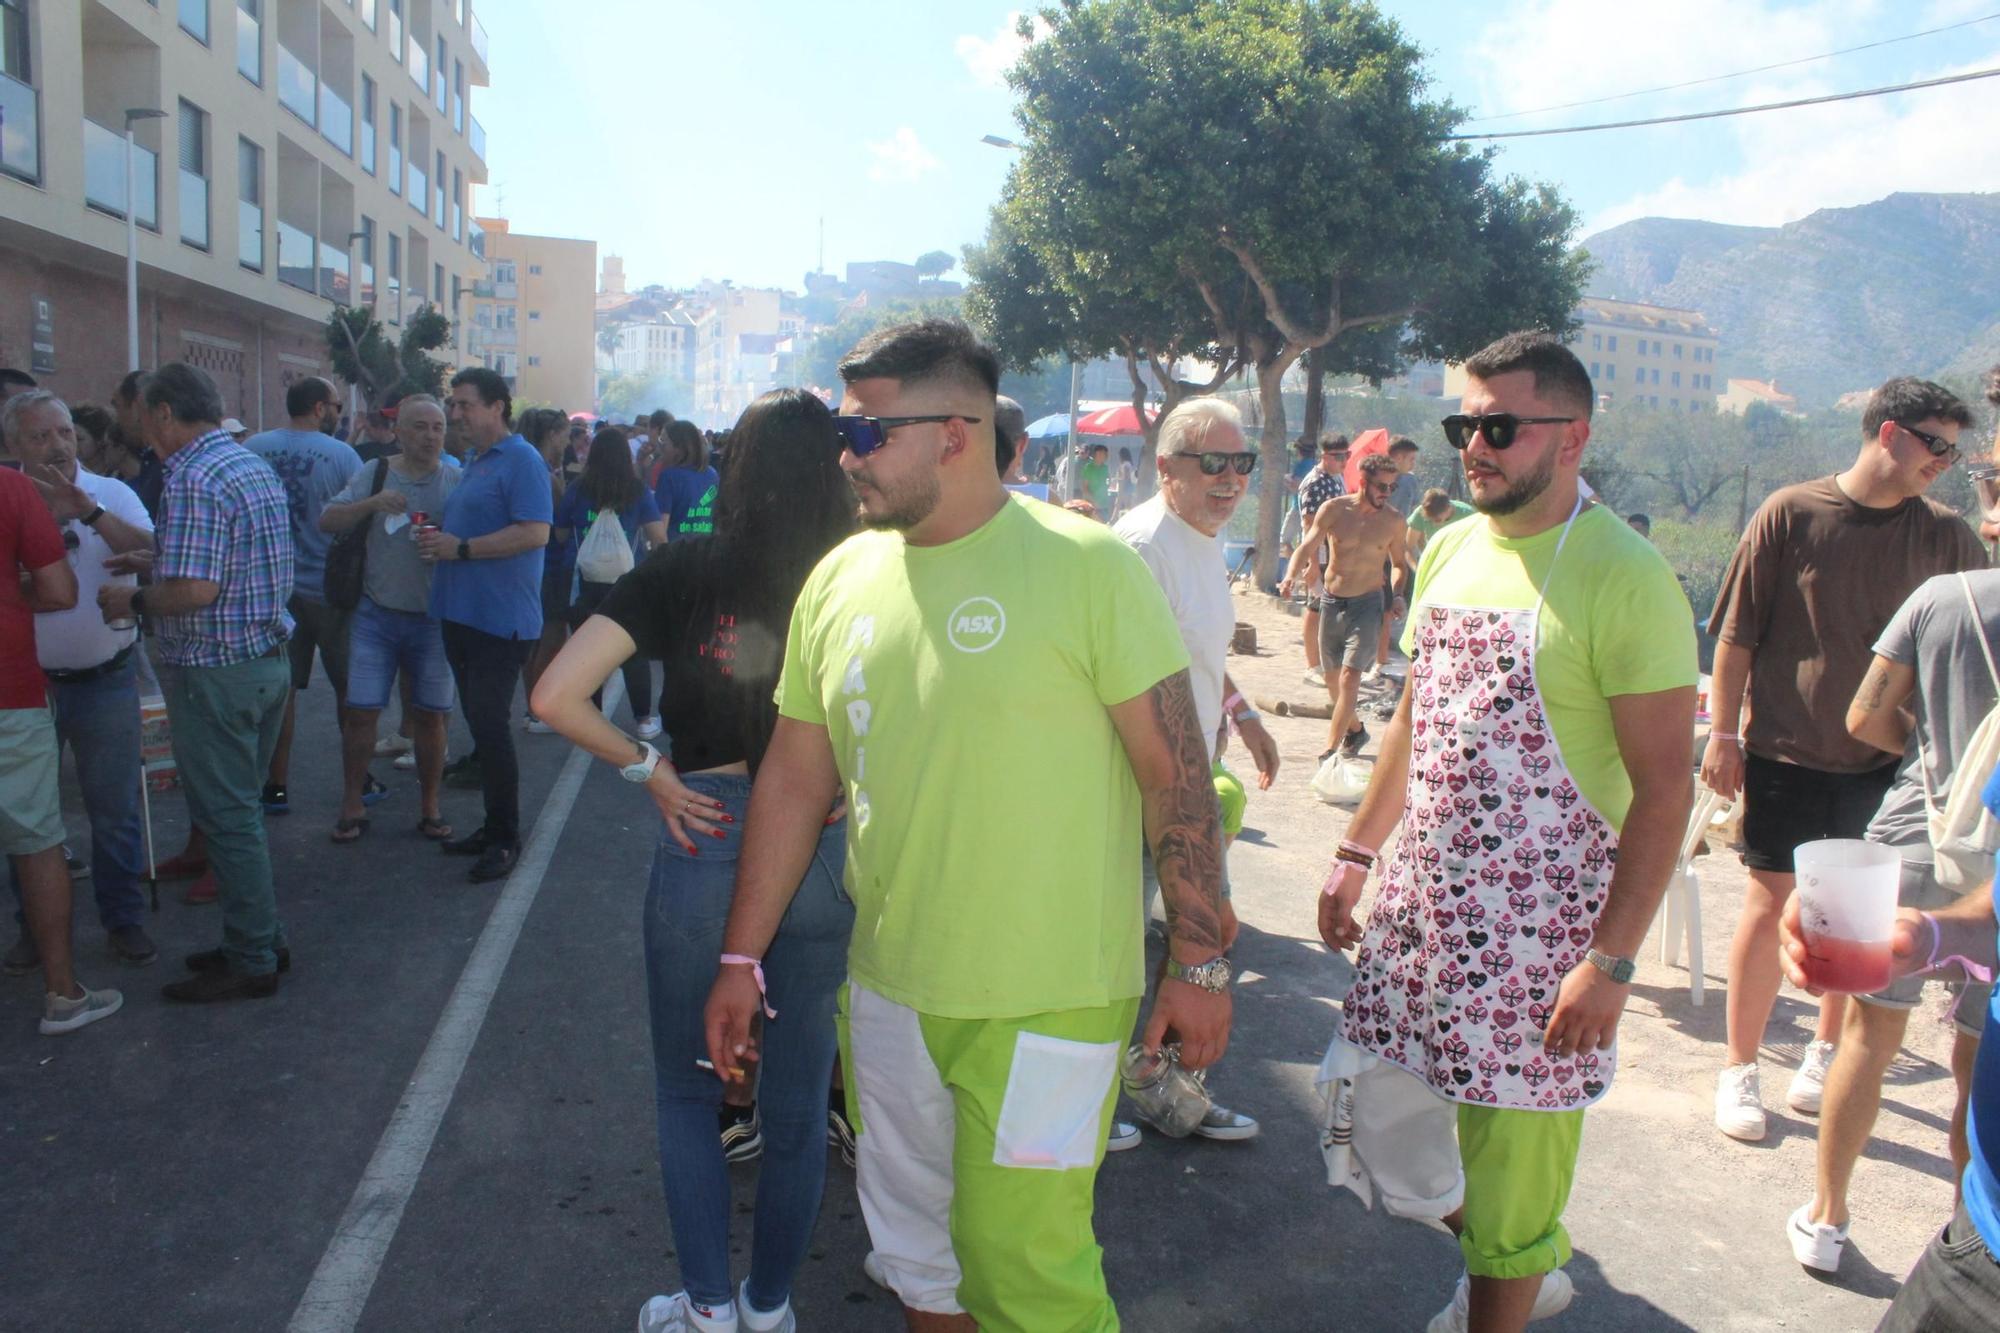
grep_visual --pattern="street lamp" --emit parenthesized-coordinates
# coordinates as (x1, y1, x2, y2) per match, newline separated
(979, 134, 1021, 150)
(980, 132, 1082, 453)
(124, 107, 167, 372)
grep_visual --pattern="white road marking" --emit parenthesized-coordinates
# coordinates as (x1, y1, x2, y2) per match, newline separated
(287, 680, 621, 1333)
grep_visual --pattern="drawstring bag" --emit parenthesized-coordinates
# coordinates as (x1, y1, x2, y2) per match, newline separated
(576, 505, 635, 583)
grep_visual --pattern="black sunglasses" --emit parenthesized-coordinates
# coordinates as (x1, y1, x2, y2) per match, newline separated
(832, 414, 982, 458)
(1898, 422, 1961, 461)
(1172, 450, 1257, 476)
(1441, 413, 1575, 451)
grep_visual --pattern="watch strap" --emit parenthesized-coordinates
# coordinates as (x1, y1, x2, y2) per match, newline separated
(457, 538, 473, 562)
(1585, 948, 1635, 983)
(81, 504, 106, 526)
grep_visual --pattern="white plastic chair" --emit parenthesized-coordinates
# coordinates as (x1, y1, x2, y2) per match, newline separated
(1657, 788, 1730, 1007)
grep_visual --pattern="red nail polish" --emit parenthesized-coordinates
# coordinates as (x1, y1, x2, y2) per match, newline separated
(711, 829, 726, 839)
(720, 814, 736, 824)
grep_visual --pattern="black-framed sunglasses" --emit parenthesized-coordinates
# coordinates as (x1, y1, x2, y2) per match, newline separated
(1897, 422, 1961, 461)
(1172, 450, 1257, 476)
(1441, 413, 1575, 451)
(832, 414, 982, 458)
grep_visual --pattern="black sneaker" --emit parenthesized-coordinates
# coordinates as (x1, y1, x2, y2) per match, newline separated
(827, 1091, 856, 1168)
(261, 783, 290, 815)
(442, 754, 484, 790)
(162, 968, 278, 1003)
(1340, 725, 1369, 759)
(64, 845, 90, 879)
(442, 827, 493, 857)
(720, 1102, 764, 1163)
(186, 945, 291, 974)
(467, 843, 519, 883)
(361, 772, 390, 806)
(108, 924, 158, 966)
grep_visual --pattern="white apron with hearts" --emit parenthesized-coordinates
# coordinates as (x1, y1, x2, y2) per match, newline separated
(1339, 500, 1619, 1111)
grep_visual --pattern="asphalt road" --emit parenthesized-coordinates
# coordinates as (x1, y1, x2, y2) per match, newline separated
(2, 630, 1954, 1331)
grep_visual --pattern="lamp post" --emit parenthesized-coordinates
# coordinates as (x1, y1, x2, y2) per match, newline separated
(124, 107, 167, 372)
(979, 132, 1081, 456)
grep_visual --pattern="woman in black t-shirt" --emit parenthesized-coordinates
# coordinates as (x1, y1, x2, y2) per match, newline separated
(529, 389, 854, 1329)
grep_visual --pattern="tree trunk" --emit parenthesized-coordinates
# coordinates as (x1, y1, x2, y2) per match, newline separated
(1299, 344, 1328, 449)
(1252, 352, 1300, 589)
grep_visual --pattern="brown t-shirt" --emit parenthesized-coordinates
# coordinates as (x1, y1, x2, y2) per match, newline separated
(1708, 475, 1986, 773)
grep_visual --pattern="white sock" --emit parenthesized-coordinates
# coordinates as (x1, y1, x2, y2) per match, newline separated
(688, 1296, 736, 1330)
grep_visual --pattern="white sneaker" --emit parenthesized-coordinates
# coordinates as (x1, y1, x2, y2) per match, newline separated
(1788, 1041, 1837, 1114)
(1364, 664, 1385, 684)
(636, 715, 664, 740)
(394, 748, 437, 772)
(40, 983, 123, 1035)
(1427, 1268, 1575, 1332)
(524, 716, 555, 735)
(1106, 1120, 1142, 1152)
(736, 1280, 795, 1333)
(861, 1251, 892, 1291)
(373, 734, 413, 758)
(1787, 1203, 1849, 1272)
(637, 1292, 736, 1333)
(1193, 1103, 1260, 1141)
(1716, 1062, 1767, 1141)
(1303, 666, 1327, 687)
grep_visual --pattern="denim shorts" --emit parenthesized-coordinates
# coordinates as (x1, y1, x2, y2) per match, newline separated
(346, 596, 455, 713)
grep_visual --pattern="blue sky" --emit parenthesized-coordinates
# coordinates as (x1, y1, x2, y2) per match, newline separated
(471, 0, 2000, 293)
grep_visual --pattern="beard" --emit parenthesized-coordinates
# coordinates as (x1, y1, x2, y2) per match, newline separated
(1468, 446, 1558, 518)
(852, 469, 942, 532)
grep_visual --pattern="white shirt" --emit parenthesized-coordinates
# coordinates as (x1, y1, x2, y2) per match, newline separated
(36, 468, 153, 671)
(1114, 494, 1233, 745)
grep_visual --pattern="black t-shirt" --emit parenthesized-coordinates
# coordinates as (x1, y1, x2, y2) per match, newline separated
(596, 539, 788, 772)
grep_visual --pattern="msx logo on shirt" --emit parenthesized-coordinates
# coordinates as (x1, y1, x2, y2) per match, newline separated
(946, 597, 1007, 654)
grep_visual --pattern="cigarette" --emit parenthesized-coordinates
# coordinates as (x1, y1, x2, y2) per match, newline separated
(695, 1058, 745, 1077)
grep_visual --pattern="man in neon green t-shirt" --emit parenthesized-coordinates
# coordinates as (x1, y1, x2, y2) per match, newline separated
(705, 319, 1230, 1333)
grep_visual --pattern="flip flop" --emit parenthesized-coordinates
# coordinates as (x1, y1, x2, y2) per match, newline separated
(416, 816, 454, 841)
(330, 817, 370, 844)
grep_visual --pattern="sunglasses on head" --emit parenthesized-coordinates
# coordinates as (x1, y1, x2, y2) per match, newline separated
(1898, 422, 1960, 461)
(832, 414, 982, 458)
(1441, 413, 1575, 451)
(1172, 450, 1257, 476)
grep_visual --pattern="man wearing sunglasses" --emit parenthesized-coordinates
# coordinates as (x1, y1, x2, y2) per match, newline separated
(1320, 332, 1696, 1333)
(1294, 436, 1351, 689)
(1279, 453, 1408, 766)
(706, 319, 1228, 1333)
(1704, 376, 1987, 1147)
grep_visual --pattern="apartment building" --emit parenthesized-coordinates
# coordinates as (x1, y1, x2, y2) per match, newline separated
(466, 215, 594, 410)
(610, 310, 696, 383)
(0, 0, 490, 427)
(689, 282, 801, 428)
(1443, 296, 1721, 413)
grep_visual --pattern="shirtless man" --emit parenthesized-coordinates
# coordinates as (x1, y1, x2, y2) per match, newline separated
(1281, 453, 1408, 763)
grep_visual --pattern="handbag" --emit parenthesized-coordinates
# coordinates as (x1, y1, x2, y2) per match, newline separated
(323, 458, 389, 611)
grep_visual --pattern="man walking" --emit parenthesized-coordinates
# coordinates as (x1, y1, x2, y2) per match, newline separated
(1280, 453, 1408, 763)
(243, 375, 365, 814)
(419, 367, 552, 883)
(99, 363, 295, 1004)
(1783, 566, 2000, 1270)
(318, 395, 460, 845)
(1296, 435, 1350, 688)
(1704, 376, 1985, 1141)
(706, 319, 1229, 1332)
(1322, 332, 1696, 1333)
(2, 390, 158, 968)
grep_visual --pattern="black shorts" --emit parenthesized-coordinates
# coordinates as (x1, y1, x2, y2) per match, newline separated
(540, 567, 573, 626)
(286, 594, 351, 693)
(1738, 752, 1899, 874)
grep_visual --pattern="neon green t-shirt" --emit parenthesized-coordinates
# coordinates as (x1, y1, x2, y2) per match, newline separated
(1400, 504, 1697, 830)
(777, 494, 1191, 1019)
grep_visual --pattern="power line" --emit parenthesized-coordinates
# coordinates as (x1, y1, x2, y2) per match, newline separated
(1450, 65, 2000, 141)
(1466, 11, 2000, 123)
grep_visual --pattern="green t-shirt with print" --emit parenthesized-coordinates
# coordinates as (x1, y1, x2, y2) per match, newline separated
(1400, 504, 1696, 831)
(777, 494, 1191, 1019)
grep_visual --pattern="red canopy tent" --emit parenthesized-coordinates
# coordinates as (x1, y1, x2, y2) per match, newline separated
(1075, 404, 1155, 435)
(1341, 427, 1391, 493)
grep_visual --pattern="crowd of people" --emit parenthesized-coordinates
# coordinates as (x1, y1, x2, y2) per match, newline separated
(5, 323, 2000, 1332)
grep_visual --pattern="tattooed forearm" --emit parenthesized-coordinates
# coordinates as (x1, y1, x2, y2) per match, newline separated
(1856, 660, 1890, 713)
(1144, 669, 1226, 956)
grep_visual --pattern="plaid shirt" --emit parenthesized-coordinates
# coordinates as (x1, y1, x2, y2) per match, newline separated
(154, 429, 294, 667)
(1298, 463, 1346, 567)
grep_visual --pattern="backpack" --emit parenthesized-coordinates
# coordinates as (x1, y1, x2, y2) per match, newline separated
(576, 503, 636, 583)
(1919, 573, 2000, 890)
(323, 458, 389, 611)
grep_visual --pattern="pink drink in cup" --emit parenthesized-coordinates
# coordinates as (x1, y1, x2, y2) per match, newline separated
(1794, 839, 1900, 993)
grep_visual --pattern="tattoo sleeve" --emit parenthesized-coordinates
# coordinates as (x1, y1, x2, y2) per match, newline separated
(1856, 660, 1890, 713)
(1143, 670, 1226, 956)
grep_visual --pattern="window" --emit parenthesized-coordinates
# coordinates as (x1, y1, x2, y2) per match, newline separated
(236, 136, 262, 270)
(1671, 371, 1681, 388)
(451, 166, 462, 241)
(237, 0, 261, 84)
(1, 0, 28, 82)
(434, 36, 447, 113)
(1607, 335, 1617, 352)
(527, 355, 541, 367)
(528, 310, 540, 320)
(433, 148, 445, 227)
(361, 0, 375, 31)
(388, 0, 402, 63)
(180, 0, 209, 44)
(386, 231, 401, 321)
(1591, 333, 1601, 352)
(1674, 343, 1683, 358)
(1589, 362, 1599, 378)
(388, 102, 402, 194)
(434, 262, 444, 303)
(177, 100, 209, 250)
(1605, 364, 1615, 381)
(357, 216, 375, 305)
(1671, 399, 1680, 412)
(452, 59, 464, 133)
(1649, 367, 1660, 385)
(360, 76, 376, 175)
(528, 263, 541, 275)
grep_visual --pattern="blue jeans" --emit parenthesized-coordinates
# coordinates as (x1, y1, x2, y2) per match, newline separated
(645, 772, 852, 1311)
(347, 597, 455, 713)
(8, 658, 148, 932)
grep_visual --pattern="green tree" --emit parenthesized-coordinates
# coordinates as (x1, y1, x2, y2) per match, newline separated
(1006, 0, 1588, 583)
(325, 304, 453, 409)
(915, 249, 957, 285)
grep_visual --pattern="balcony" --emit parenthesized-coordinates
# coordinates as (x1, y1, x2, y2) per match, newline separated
(319, 83, 353, 155)
(470, 11, 489, 65)
(239, 199, 263, 270)
(0, 71, 38, 183)
(467, 115, 485, 163)
(179, 170, 209, 248)
(83, 120, 159, 229)
(407, 36, 428, 93)
(318, 242, 350, 303)
(276, 218, 315, 292)
(277, 43, 316, 126)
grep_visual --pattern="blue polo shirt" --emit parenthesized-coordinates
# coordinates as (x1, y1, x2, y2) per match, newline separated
(1964, 762, 2000, 1252)
(430, 434, 552, 640)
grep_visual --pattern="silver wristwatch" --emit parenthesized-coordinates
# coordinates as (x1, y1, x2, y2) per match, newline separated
(1164, 955, 1232, 993)
(1584, 947, 1636, 984)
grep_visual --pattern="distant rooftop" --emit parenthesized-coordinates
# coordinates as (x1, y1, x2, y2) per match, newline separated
(1577, 295, 1717, 339)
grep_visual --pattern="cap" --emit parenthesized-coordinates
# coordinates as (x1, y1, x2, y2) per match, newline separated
(220, 417, 247, 435)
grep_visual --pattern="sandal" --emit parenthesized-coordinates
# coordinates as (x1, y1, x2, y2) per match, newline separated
(330, 817, 370, 844)
(416, 815, 454, 841)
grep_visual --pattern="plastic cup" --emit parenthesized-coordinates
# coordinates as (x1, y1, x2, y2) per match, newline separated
(1794, 838, 1900, 993)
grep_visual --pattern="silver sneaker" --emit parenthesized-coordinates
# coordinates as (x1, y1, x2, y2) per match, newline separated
(1192, 1103, 1260, 1141)
(40, 983, 123, 1035)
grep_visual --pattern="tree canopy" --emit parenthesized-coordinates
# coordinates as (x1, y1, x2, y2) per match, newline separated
(324, 304, 453, 409)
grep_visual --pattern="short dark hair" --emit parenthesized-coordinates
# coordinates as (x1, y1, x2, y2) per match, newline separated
(1627, 512, 1652, 531)
(1359, 453, 1400, 482)
(838, 318, 1000, 399)
(115, 369, 151, 405)
(1320, 434, 1350, 453)
(649, 408, 672, 431)
(666, 418, 706, 470)
(1462, 331, 1595, 419)
(1421, 487, 1453, 516)
(1090, 443, 1108, 457)
(993, 395, 1026, 476)
(285, 376, 337, 418)
(0, 367, 38, 393)
(71, 403, 114, 444)
(144, 362, 225, 426)
(1861, 376, 1973, 440)
(450, 366, 514, 425)
(1389, 435, 1418, 455)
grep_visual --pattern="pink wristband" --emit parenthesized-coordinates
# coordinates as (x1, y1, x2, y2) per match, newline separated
(1322, 860, 1367, 897)
(721, 954, 778, 1018)
(1920, 913, 1996, 985)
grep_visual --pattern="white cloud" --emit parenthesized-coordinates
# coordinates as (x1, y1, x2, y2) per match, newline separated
(955, 12, 1051, 90)
(866, 127, 942, 184)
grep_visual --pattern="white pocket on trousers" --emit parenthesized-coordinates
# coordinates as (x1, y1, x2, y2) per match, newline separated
(991, 1031, 1120, 1171)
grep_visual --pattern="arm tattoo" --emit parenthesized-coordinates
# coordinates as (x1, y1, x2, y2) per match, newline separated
(1857, 661, 1890, 713)
(1144, 669, 1225, 956)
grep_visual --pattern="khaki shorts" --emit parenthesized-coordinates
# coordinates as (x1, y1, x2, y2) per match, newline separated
(0, 705, 66, 856)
